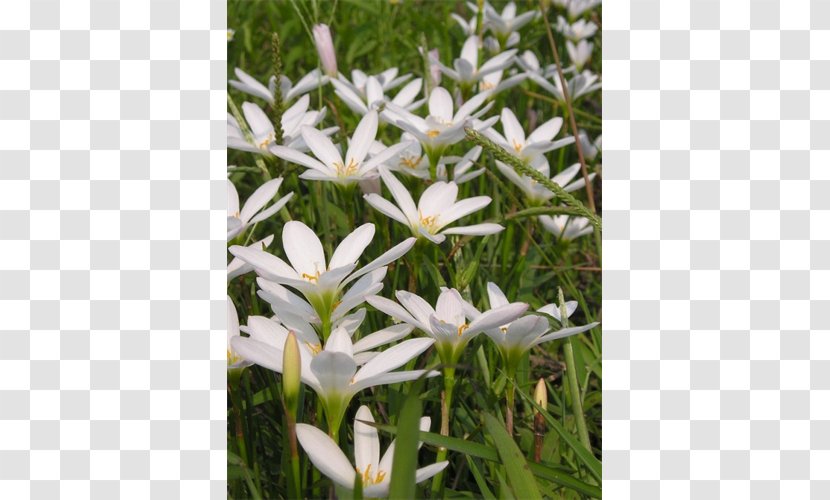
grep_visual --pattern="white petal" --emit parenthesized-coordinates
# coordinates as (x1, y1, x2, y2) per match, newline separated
(440, 223, 504, 236)
(324, 327, 354, 357)
(295, 424, 355, 489)
(352, 324, 414, 353)
(361, 141, 416, 174)
(435, 289, 466, 325)
(500, 108, 525, 146)
(248, 191, 293, 225)
(396, 290, 437, 330)
(301, 126, 343, 168)
(354, 406, 380, 473)
(354, 337, 435, 384)
(227, 296, 239, 350)
(454, 90, 492, 122)
(392, 78, 422, 107)
(486, 282, 510, 309)
(364, 193, 409, 225)
(310, 351, 357, 395)
(230, 337, 282, 373)
(460, 36, 479, 68)
(329, 223, 375, 270)
(346, 111, 378, 166)
(365, 295, 425, 331)
(365, 76, 384, 106)
(428, 87, 454, 123)
(352, 369, 439, 393)
(527, 116, 563, 144)
(269, 144, 330, 174)
(468, 302, 528, 335)
(437, 196, 491, 228)
(531, 322, 599, 347)
(282, 221, 327, 279)
(418, 181, 458, 217)
(344, 237, 416, 286)
(241, 102, 275, 137)
(478, 49, 517, 76)
(228, 245, 299, 282)
(239, 177, 284, 224)
(379, 167, 418, 223)
(416, 462, 450, 484)
(227, 180, 240, 217)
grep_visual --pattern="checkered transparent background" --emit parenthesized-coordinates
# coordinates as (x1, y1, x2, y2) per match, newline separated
(603, 0, 830, 498)
(0, 0, 226, 498)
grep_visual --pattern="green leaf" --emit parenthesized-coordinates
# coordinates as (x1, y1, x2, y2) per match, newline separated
(465, 456, 497, 500)
(388, 376, 425, 499)
(481, 412, 542, 500)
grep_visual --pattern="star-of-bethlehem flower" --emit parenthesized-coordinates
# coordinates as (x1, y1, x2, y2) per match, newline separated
(554, 0, 602, 20)
(566, 40, 593, 71)
(229, 67, 329, 104)
(331, 74, 424, 118)
(385, 86, 496, 166)
(364, 167, 504, 244)
(337, 68, 413, 100)
(232, 322, 437, 435)
(478, 283, 598, 374)
(516, 51, 601, 102)
(481, 1, 538, 44)
(484, 107, 574, 168)
(269, 110, 414, 185)
(432, 35, 517, 88)
(227, 96, 335, 154)
(372, 134, 484, 184)
(229, 220, 416, 337)
(540, 214, 594, 241)
(500, 161, 595, 205)
(296, 405, 448, 498)
(366, 288, 527, 366)
(556, 16, 598, 42)
(227, 177, 294, 241)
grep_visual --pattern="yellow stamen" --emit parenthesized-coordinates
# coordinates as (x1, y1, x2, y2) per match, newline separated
(258, 132, 275, 150)
(457, 323, 470, 337)
(356, 464, 387, 485)
(301, 271, 321, 282)
(399, 155, 423, 169)
(480, 80, 495, 91)
(512, 139, 523, 153)
(227, 349, 242, 365)
(499, 326, 508, 334)
(426, 129, 440, 138)
(419, 211, 440, 233)
(305, 342, 322, 355)
(334, 158, 359, 177)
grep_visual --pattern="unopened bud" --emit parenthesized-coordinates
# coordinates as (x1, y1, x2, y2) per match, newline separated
(534, 378, 548, 409)
(283, 331, 301, 415)
(312, 24, 338, 77)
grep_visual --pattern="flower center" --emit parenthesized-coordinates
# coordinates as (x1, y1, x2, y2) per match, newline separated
(512, 139, 524, 152)
(258, 132, 275, 150)
(356, 464, 387, 485)
(400, 155, 422, 169)
(301, 270, 321, 282)
(227, 349, 243, 366)
(457, 323, 470, 336)
(480, 80, 495, 91)
(305, 342, 322, 355)
(334, 158, 359, 177)
(418, 211, 440, 233)
(426, 129, 441, 138)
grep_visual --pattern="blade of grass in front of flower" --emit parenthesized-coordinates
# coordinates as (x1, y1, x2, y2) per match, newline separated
(465, 127, 600, 231)
(388, 377, 425, 499)
(516, 386, 602, 482)
(465, 455, 498, 500)
(481, 412, 542, 500)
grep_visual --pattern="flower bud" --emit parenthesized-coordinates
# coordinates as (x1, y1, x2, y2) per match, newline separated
(312, 24, 338, 77)
(283, 331, 301, 414)
(534, 378, 548, 409)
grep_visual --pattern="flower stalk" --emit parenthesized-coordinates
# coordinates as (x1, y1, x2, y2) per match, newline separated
(559, 288, 591, 451)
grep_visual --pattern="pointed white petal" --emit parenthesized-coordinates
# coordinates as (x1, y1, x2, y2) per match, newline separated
(324, 327, 354, 357)
(361, 141, 416, 174)
(227, 180, 240, 217)
(228, 245, 299, 282)
(435, 289, 466, 325)
(379, 167, 418, 223)
(500, 108, 525, 146)
(365, 295, 425, 332)
(230, 337, 283, 373)
(239, 177, 284, 224)
(396, 290, 437, 330)
(428, 87, 454, 123)
(527, 116, 563, 144)
(295, 424, 355, 489)
(354, 337, 435, 384)
(468, 302, 528, 335)
(329, 223, 375, 270)
(440, 223, 504, 236)
(248, 191, 293, 225)
(352, 369, 439, 392)
(418, 181, 458, 217)
(352, 324, 414, 353)
(364, 193, 409, 225)
(310, 351, 357, 394)
(437, 196, 492, 228)
(282, 221, 327, 279)
(486, 282, 510, 309)
(416, 462, 450, 483)
(301, 126, 343, 168)
(241, 102, 275, 137)
(344, 237, 416, 285)
(531, 322, 599, 346)
(354, 406, 380, 473)
(346, 111, 378, 166)
(269, 144, 330, 174)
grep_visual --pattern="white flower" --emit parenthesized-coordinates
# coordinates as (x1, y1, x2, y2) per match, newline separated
(478, 69, 527, 95)
(374, 135, 484, 184)
(554, 0, 602, 20)
(433, 36, 517, 87)
(539, 214, 594, 240)
(556, 16, 598, 41)
(229, 220, 416, 331)
(367, 288, 527, 364)
(269, 110, 414, 185)
(484, 108, 574, 167)
(227, 96, 333, 154)
(482, 2, 538, 40)
(227, 296, 251, 370)
(229, 67, 329, 104)
(386, 86, 496, 162)
(566, 40, 593, 71)
(227, 177, 293, 240)
(296, 406, 448, 498)
(228, 235, 274, 281)
(451, 12, 477, 36)
(578, 131, 601, 161)
(337, 68, 414, 99)
(496, 162, 595, 204)
(232, 324, 437, 433)
(479, 283, 598, 371)
(365, 167, 503, 244)
(227, 29, 235, 42)
(313, 24, 338, 77)
(330, 74, 424, 118)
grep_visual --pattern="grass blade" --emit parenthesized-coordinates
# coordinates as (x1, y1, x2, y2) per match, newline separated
(481, 412, 542, 500)
(388, 377, 425, 499)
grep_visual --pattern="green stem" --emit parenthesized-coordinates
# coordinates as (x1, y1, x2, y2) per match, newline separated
(563, 338, 591, 451)
(430, 366, 456, 497)
(505, 365, 517, 436)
